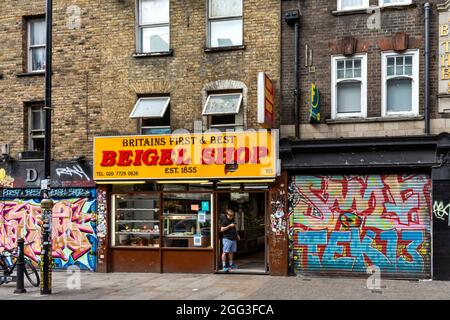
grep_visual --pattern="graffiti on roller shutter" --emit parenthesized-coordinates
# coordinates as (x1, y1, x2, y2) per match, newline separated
(288, 175, 431, 275)
(0, 198, 97, 271)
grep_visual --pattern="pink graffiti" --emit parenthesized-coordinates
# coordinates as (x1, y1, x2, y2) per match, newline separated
(0, 199, 95, 264)
(291, 174, 431, 231)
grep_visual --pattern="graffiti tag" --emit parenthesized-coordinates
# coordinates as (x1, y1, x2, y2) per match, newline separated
(55, 165, 91, 181)
(433, 201, 450, 221)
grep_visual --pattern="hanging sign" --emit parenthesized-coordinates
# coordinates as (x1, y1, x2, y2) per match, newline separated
(309, 82, 320, 123)
(257, 72, 275, 128)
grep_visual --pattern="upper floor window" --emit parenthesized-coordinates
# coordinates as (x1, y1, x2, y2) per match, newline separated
(379, 0, 412, 6)
(207, 0, 243, 48)
(331, 54, 367, 119)
(130, 97, 171, 134)
(382, 50, 419, 117)
(203, 92, 244, 131)
(27, 104, 45, 151)
(138, 0, 170, 53)
(28, 18, 46, 72)
(337, 0, 369, 11)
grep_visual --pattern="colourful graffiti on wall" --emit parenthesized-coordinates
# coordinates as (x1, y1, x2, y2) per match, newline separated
(0, 197, 97, 271)
(288, 174, 431, 277)
(0, 169, 14, 188)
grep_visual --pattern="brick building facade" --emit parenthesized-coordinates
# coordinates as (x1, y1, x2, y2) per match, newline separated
(0, 0, 282, 274)
(280, 0, 450, 280)
(0, 0, 280, 161)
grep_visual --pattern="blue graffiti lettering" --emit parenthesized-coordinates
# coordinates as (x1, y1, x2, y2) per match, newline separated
(298, 231, 327, 270)
(298, 229, 425, 274)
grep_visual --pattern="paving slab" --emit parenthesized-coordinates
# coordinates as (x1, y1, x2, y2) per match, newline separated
(0, 272, 449, 300)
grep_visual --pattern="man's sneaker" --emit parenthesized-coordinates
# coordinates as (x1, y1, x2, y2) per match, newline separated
(222, 266, 229, 272)
(229, 263, 238, 270)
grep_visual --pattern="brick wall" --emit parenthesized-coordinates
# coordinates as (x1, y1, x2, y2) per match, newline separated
(0, 0, 281, 160)
(281, 0, 445, 139)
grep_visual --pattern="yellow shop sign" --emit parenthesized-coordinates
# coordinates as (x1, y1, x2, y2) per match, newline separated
(93, 131, 278, 181)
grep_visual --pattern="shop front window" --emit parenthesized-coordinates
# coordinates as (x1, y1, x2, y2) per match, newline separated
(112, 194, 160, 248)
(163, 193, 212, 248)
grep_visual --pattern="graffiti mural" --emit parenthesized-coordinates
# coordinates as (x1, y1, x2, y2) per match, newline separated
(288, 174, 432, 278)
(0, 169, 14, 188)
(0, 196, 97, 271)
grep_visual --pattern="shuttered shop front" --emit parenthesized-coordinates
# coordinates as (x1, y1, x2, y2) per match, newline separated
(288, 174, 432, 279)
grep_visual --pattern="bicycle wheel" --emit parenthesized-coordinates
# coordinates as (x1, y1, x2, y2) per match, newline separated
(0, 261, 5, 285)
(24, 260, 40, 287)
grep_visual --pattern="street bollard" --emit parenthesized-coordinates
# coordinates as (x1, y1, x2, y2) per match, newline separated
(14, 238, 26, 294)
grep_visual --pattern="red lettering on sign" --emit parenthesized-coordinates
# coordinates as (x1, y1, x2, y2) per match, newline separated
(142, 149, 159, 165)
(159, 149, 174, 165)
(117, 150, 133, 166)
(100, 151, 117, 166)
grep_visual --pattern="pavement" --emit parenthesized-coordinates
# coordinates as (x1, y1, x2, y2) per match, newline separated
(0, 271, 449, 300)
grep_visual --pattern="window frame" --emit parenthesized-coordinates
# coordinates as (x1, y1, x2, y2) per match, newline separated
(331, 54, 367, 119)
(136, 0, 170, 54)
(203, 92, 244, 131)
(381, 50, 419, 117)
(27, 18, 46, 73)
(378, 0, 412, 7)
(129, 96, 171, 135)
(202, 92, 243, 116)
(337, 0, 370, 11)
(130, 96, 171, 119)
(206, 0, 244, 48)
(27, 104, 45, 151)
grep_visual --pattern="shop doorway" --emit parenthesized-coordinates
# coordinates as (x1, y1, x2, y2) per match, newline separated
(216, 192, 268, 274)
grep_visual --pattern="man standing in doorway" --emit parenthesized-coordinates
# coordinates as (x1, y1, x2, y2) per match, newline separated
(221, 209, 240, 272)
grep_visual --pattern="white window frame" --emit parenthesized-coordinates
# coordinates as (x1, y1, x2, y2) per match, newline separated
(379, 0, 412, 7)
(137, 0, 170, 54)
(27, 18, 46, 73)
(202, 93, 243, 115)
(203, 92, 244, 131)
(337, 0, 370, 11)
(207, 0, 244, 48)
(381, 50, 419, 117)
(28, 104, 45, 151)
(129, 97, 171, 119)
(331, 54, 367, 119)
(129, 97, 171, 135)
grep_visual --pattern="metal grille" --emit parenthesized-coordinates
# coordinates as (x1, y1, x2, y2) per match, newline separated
(288, 174, 432, 279)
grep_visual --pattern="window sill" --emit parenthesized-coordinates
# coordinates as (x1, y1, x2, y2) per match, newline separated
(332, 3, 415, 15)
(332, 8, 369, 16)
(380, 3, 416, 10)
(325, 115, 424, 124)
(16, 71, 45, 77)
(204, 45, 246, 53)
(133, 50, 173, 58)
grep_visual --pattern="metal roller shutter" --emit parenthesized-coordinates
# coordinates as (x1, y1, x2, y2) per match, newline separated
(288, 174, 432, 279)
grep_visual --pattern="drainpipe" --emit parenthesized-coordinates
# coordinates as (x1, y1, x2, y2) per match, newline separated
(284, 10, 300, 139)
(424, 3, 430, 135)
(294, 21, 300, 138)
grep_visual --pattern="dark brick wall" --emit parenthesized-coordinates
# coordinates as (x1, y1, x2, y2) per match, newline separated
(281, 0, 442, 128)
